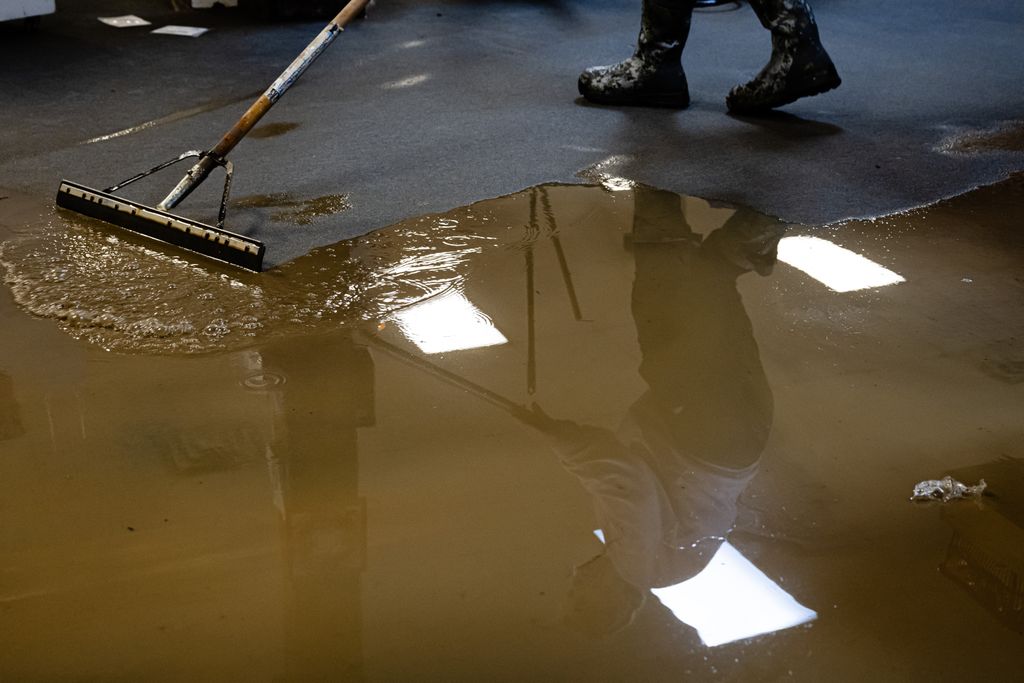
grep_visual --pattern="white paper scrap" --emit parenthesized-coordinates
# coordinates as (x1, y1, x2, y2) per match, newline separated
(151, 25, 209, 38)
(98, 15, 151, 28)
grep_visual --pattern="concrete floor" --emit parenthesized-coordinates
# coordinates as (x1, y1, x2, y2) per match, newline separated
(0, 0, 1022, 265)
(1, 1, 1023, 680)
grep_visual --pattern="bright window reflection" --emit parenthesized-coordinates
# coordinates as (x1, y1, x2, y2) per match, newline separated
(651, 541, 817, 647)
(391, 290, 508, 354)
(594, 531, 816, 646)
(777, 236, 905, 292)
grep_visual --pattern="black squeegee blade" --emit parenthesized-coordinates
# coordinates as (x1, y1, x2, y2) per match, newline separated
(56, 180, 265, 272)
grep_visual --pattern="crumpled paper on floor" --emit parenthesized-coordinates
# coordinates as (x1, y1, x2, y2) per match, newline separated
(151, 25, 209, 37)
(911, 476, 987, 502)
(98, 16, 151, 28)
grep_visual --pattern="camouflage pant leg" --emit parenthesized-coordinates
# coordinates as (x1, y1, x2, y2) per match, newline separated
(746, 0, 819, 38)
(638, 0, 695, 50)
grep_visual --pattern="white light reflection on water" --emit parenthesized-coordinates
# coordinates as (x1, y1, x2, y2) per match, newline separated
(600, 177, 635, 192)
(577, 155, 637, 192)
(650, 542, 817, 647)
(595, 530, 816, 647)
(777, 236, 905, 292)
(390, 289, 507, 354)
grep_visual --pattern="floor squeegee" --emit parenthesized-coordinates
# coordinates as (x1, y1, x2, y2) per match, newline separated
(55, 0, 370, 272)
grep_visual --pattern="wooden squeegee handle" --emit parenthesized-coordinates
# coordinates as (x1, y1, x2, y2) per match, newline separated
(158, 0, 370, 211)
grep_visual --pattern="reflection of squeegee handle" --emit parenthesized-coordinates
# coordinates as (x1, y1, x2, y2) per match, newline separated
(158, 0, 371, 211)
(358, 332, 540, 427)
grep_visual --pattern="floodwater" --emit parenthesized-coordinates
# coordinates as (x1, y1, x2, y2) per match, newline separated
(938, 120, 1024, 155)
(1, 177, 1023, 681)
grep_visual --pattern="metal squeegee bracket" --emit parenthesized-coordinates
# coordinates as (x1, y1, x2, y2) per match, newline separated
(55, 0, 373, 273)
(56, 151, 264, 272)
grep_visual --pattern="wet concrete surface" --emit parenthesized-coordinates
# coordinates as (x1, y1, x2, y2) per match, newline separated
(233, 192, 352, 225)
(248, 122, 301, 140)
(1, 1, 1023, 266)
(2, 175, 1023, 680)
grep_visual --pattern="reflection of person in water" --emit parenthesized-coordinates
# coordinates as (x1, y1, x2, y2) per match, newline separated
(532, 186, 785, 636)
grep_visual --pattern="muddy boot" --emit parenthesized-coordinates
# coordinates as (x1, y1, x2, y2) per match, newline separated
(578, 0, 694, 108)
(726, 0, 841, 114)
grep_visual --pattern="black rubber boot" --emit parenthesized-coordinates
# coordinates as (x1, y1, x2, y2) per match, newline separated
(578, 0, 694, 108)
(726, 0, 841, 114)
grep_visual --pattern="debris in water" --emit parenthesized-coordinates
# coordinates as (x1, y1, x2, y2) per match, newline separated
(911, 476, 987, 502)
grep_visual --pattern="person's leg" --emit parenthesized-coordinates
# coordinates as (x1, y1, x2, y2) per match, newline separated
(578, 0, 695, 108)
(726, 0, 840, 114)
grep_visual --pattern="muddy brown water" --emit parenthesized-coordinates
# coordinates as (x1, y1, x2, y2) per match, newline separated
(1, 178, 1023, 680)
(939, 120, 1024, 155)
